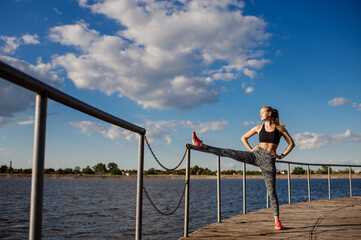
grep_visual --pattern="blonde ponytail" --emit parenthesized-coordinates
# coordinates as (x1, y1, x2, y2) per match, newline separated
(263, 106, 286, 132)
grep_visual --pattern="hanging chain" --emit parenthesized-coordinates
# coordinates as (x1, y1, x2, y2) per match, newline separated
(143, 181, 187, 216)
(144, 135, 187, 171)
(142, 135, 188, 216)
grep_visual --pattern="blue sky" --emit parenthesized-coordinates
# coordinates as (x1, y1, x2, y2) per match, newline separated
(0, 0, 360, 171)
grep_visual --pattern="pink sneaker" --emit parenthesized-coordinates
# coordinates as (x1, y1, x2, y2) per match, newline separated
(275, 220, 284, 230)
(192, 131, 203, 147)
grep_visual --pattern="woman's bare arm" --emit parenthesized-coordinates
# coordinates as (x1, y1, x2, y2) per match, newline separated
(277, 129, 295, 158)
(241, 125, 261, 151)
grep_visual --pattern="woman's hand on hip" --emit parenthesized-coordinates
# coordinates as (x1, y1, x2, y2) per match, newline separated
(273, 153, 284, 159)
(251, 146, 260, 152)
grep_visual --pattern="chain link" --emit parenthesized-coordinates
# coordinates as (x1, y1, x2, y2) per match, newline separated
(144, 135, 186, 171)
(143, 181, 187, 216)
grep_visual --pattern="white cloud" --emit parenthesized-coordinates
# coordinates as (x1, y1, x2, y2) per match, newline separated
(245, 87, 254, 93)
(241, 83, 254, 93)
(294, 129, 361, 150)
(0, 56, 64, 126)
(53, 8, 62, 15)
(243, 121, 259, 126)
(17, 116, 35, 125)
(242, 68, 257, 79)
(181, 120, 228, 133)
(0, 36, 20, 54)
(275, 49, 282, 56)
(21, 34, 40, 44)
(328, 97, 361, 111)
(0, 117, 14, 127)
(352, 102, 361, 111)
(328, 97, 351, 106)
(50, 0, 270, 111)
(70, 121, 105, 136)
(0, 34, 40, 54)
(71, 119, 228, 145)
(246, 59, 271, 69)
(0, 148, 11, 155)
(212, 72, 236, 81)
(49, 21, 100, 51)
(103, 125, 138, 142)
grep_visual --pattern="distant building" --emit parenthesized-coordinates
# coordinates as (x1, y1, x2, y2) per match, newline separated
(125, 172, 136, 176)
(280, 170, 288, 175)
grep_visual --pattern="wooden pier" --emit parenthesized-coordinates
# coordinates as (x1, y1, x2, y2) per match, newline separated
(179, 197, 361, 239)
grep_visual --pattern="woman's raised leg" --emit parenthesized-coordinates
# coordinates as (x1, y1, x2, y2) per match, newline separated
(192, 132, 257, 165)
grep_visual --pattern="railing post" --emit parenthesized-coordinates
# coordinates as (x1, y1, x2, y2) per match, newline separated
(307, 165, 311, 201)
(217, 156, 221, 223)
(266, 192, 269, 208)
(328, 166, 331, 199)
(135, 134, 144, 240)
(243, 162, 246, 214)
(287, 163, 291, 204)
(29, 94, 48, 240)
(349, 167, 353, 197)
(184, 147, 190, 237)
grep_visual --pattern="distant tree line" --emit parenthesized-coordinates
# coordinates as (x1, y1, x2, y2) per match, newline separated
(0, 162, 132, 175)
(0, 163, 260, 176)
(291, 166, 356, 175)
(0, 163, 358, 175)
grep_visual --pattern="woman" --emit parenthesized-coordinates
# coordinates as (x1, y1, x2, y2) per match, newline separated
(192, 106, 295, 230)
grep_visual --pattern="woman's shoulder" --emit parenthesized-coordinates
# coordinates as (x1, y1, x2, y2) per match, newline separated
(253, 124, 263, 132)
(277, 124, 288, 134)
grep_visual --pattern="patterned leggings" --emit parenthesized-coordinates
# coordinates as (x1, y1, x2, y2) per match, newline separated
(206, 145, 279, 217)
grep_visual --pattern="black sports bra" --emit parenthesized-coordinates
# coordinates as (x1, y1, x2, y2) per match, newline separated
(259, 124, 281, 144)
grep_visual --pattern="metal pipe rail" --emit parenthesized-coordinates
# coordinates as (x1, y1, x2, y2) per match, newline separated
(0, 60, 146, 240)
(276, 159, 361, 167)
(185, 144, 361, 238)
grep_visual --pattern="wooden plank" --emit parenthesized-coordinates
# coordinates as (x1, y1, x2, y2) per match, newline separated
(179, 197, 361, 240)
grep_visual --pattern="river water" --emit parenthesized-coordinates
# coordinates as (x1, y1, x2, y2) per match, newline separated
(1, 178, 360, 239)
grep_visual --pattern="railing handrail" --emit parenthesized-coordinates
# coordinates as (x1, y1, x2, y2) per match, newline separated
(0, 60, 145, 135)
(276, 159, 361, 168)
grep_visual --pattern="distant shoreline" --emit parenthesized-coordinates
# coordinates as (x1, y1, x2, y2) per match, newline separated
(1, 173, 360, 180)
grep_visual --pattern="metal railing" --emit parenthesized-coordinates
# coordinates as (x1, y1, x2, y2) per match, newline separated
(185, 144, 361, 238)
(0, 60, 146, 240)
